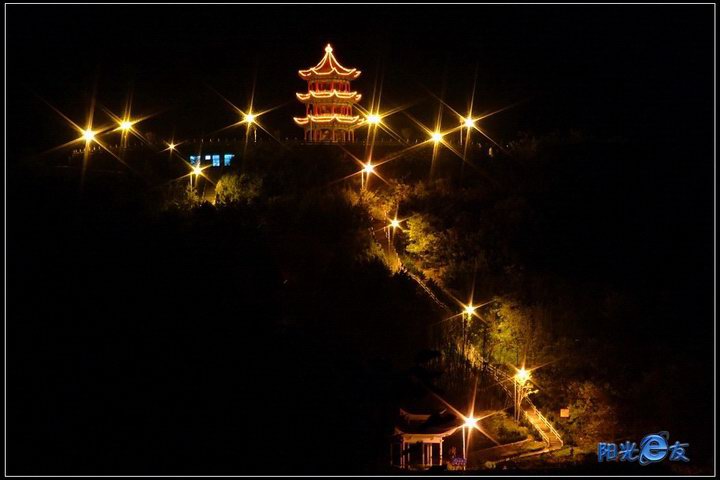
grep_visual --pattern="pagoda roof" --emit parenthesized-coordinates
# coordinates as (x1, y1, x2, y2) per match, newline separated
(296, 91, 362, 103)
(293, 114, 362, 126)
(299, 44, 361, 80)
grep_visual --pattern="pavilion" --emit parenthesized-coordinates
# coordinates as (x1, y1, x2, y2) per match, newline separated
(391, 408, 464, 470)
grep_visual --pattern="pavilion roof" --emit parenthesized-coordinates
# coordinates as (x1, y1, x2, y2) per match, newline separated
(299, 44, 361, 80)
(394, 408, 463, 437)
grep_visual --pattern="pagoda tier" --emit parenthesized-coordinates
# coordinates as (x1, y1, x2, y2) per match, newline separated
(294, 44, 362, 143)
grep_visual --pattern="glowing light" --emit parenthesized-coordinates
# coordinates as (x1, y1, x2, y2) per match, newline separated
(515, 367, 530, 385)
(366, 114, 381, 125)
(464, 304, 476, 316)
(431, 131, 443, 143)
(363, 163, 375, 174)
(193, 166, 202, 176)
(464, 416, 478, 428)
(244, 113, 256, 124)
(82, 129, 96, 142)
(168, 142, 176, 151)
(464, 117, 475, 128)
(390, 218, 400, 229)
(119, 120, 133, 131)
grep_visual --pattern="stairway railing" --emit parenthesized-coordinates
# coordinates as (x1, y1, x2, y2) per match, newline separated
(483, 361, 563, 447)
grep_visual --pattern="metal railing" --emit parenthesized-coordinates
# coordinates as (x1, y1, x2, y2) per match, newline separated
(484, 361, 563, 448)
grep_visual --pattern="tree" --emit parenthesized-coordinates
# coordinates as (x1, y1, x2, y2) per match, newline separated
(562, 380, 619, 449)
(215, 173, 262, 206)
(404, 214, 446, 279)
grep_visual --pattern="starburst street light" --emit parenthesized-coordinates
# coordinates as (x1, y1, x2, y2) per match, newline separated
(243, 112, 258, 143)
(464, 304, 477, 317)
(82, 129, 96, 142)
(431, 131, 443, 143)
(360, 162, 376, 190)
(119, 119, 134, 131)
(189, 164, 204, 190)
(168, 142, 176, 151)
(515, 367, 530, 385)
(366, 113, 381, 125)
(460, 116, 477, 146)
(512, 366, 533, 422)
(389, 218, 401, 229)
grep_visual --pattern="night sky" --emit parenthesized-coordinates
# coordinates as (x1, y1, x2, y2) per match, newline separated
(8, 5, 714, 152)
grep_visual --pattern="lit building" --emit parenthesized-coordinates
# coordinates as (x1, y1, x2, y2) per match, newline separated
(189, 153, 235, 167)
(294, 44, 362, 143)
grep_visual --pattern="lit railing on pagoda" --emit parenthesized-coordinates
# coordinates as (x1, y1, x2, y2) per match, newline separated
(294, 44, 362, 143)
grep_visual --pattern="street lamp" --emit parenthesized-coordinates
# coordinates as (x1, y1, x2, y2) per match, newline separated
(431, 131, 443, 143)
(119, 119, 133, 131)
(190, 165, 203, 189)
(361, 162, 375, 190)
(460, 304, 477, 364)
(244, 112, 257, 142)
(82, 129, 96, 143)
(513, 367, 532, 422)
(462, 416, 478, 469)
(461, 117, 475, 146)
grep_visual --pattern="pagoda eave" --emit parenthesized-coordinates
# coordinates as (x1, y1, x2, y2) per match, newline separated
(298, 70, 361, 81)
(294, 116, 362, 128)
(296, 92, 362, 103)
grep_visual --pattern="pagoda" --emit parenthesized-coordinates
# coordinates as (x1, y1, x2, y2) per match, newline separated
(294, 44, 362, 143)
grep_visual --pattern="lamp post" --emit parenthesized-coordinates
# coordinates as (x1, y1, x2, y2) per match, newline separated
(365, 113, 380, 145)
(513, 367, 531, 422)
(191, 165, 202, 190)
(461, 117, 475, 146)
(388, 217, 401, 243)
(244, 113, 257, 142)
(361, 162, 374, 190)
(462, 416, 477, 470)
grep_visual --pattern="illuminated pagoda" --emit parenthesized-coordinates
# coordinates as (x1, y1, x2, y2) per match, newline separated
(294, 44, 362, 143)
